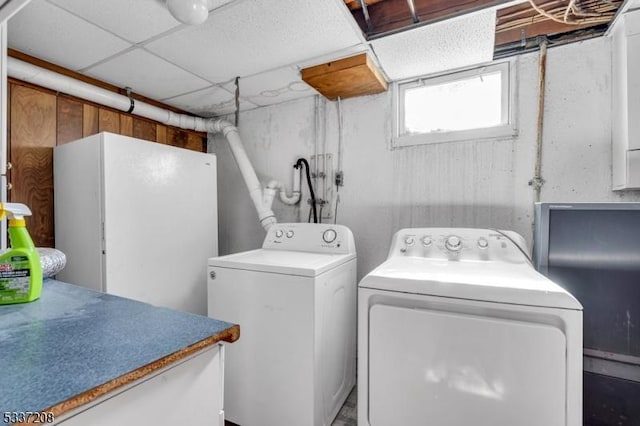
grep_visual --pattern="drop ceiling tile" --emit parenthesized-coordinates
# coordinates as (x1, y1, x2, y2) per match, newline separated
(146, 0, 362, 83)
(164, 85, 258, 117)
(85, 48, 210, 100)
(624, 0, 640, 9)
(235, 66, 317, 106)
(48, 0, 182, 43)
(371, 9, 497, 81)
(8, 0, 130, 70)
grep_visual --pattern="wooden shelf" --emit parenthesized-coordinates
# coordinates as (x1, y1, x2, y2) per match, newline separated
(301, 53, 388, 101)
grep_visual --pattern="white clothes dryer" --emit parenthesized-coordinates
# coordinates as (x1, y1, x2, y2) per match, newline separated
(208, 223, 357, 426)
(358, 228, 582, 426)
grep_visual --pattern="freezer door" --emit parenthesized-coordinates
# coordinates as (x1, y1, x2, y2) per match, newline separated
(368, 304, 567, 426)
(102, 134, 217, 315)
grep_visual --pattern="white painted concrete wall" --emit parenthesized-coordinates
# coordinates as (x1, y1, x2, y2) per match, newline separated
(211, 36, 640, 280)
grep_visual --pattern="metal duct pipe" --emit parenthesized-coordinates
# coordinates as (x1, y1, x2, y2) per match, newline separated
(358, 0, 373, 33)
(406, 0, 419, 23)
(7, 56, 293, 231)
(530, 40, 548, 202)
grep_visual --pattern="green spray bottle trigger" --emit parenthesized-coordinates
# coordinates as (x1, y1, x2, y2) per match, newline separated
(0, 202, 43, 304)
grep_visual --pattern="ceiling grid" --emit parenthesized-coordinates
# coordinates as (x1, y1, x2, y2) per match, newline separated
(6, 0, 625, 115)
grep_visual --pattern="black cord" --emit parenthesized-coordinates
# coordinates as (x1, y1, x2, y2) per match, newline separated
(125, 87, 135, 113)
(234, 76, 240, 127)
(489, 229, 533, 265)
(295, 158, 317, 223)
(334, 186, 339, 224)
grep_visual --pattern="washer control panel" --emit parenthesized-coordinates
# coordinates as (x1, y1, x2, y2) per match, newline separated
(263, 223, 355, 255)
(388, 228, 529, 263)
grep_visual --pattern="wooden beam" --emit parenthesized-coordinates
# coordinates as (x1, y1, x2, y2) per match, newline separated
(355, 0, 515, 37)
(344, 0, 386, 11)
(496, 18, 593, 45)
(495, 0, 620, 46)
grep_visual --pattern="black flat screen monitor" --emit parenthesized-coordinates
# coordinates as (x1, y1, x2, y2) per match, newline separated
(533, 202, 640, 359)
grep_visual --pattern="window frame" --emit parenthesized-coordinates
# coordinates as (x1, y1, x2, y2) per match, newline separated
(392, 60, 517, 148)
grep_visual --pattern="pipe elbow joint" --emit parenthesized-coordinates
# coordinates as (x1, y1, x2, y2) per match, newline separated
(279, 190, 301, 205)
(210, 119, 237, 137)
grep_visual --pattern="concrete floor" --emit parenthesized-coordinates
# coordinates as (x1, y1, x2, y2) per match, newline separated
(225, 386, 358, 426)
(331, 386, 357, 426)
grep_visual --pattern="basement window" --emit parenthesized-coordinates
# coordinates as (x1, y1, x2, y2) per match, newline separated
(393, 61, 516, 147)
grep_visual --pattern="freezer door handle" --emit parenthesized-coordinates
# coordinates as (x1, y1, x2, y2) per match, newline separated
(101, 221, 106, 254)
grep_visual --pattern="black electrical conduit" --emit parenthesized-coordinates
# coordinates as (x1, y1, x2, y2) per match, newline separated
(295, 158, 317, 223)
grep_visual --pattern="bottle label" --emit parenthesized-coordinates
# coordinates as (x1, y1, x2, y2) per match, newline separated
(0, 256, 32, 302)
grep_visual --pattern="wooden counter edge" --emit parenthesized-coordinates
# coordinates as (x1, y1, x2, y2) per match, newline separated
(36, 323, 240, 422)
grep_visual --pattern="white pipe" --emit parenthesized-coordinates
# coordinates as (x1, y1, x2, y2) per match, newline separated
(6, 56, 298, 231)
(265, 167, 301, 206)
(283, 166, 301, 205)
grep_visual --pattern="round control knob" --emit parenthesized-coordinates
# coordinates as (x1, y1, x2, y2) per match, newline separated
(445, 235, 462, 252)
(286, 230, 294, 238)
(322, 229, 337, 243)
(275, 230, 284, 238)
(422, 236, 433, 247)
(405, 236, 415, 246)
(477, 237, 489, 249)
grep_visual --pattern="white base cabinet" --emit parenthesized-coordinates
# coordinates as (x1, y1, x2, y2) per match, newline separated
(57, 345, 225, 426)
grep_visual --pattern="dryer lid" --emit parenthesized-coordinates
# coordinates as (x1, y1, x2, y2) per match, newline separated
(359, 257, 582, 310)
(208, 249, 356, 277)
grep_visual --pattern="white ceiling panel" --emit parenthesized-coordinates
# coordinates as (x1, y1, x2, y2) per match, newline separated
(8, 0, 130, 70)
(165, 85, 258, 117)
(85, 49, 210, 100)
(236, 66, 316, 106)
(145, 0, 362, 83)
(296, 44, 373, 70)
(48, 0, 183, 43)
(6, 0, 503, 116)
(371, 9, 497, 81)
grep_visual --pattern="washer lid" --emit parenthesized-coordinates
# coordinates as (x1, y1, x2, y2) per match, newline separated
(359, 257, 582, 310)
(208, 249, 356, 277)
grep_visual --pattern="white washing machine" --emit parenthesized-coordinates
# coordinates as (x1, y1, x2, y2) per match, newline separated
(358, 228, 583, 426)
(208, 223, 357, 426)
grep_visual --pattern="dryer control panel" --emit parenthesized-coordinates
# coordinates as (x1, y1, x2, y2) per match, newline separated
(388, 228, 530, 263)
(263, 223, 356, 255)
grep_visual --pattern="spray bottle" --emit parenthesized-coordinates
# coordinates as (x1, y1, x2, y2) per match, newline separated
(0, 202, 42, 304)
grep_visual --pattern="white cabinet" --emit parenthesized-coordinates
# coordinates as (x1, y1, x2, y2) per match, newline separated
(612, 10, 640, 189)
(57, 345, 225, 426)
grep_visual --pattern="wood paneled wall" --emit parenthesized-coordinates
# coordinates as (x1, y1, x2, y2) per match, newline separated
(8, 79, 207, 247)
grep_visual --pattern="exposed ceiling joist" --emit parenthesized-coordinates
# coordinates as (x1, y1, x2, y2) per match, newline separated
(497, 0, 621, 45)
(347, 0, 515, 38)
(344, 0, 623, 51)
(344, 0, 387, 11)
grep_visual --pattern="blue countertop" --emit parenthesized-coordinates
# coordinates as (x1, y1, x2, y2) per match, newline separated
(0, 279, 239, 415)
